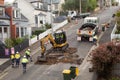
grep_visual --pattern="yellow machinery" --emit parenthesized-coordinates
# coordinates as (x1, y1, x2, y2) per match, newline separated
(40, 31, 69, 58)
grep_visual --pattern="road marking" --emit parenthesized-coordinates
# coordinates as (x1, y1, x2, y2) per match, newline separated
(0, 72, 8, 80)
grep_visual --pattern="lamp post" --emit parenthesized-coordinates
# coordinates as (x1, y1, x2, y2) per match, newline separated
(79, 0, 81, 14)
(50, 0, 54, 35)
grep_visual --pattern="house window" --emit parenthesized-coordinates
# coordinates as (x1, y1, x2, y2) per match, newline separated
(13, 10, 20, 18)
(37, 2, 42, 9)
(35, 15, 38, 24)
(16, 27, 19, 37)
(25, 27, 27, 35)
(0, 27, 2, 33)
(54, 4, 58, 10)
(0, 7, 4, 16)
(21, 27, 23, 37)
(4, 27, 7, 33)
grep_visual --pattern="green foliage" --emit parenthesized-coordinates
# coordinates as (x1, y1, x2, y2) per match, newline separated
(30, 35, 37, 39)
(62, 0, 80, 11)
(110, 77, 120, 80)
(59, 11, 68, 16)
(32, 29, 46, 36)
(116, 11, 120, 17)
(87, 0, 97, 12)
(12, 38, 24, 46)
(115, 10, 120, 33)
(5, 38, 13, 48)
(5, 38, 24, 48)
(45, 23, 51, 29)
(115, 29, 120, 34)
(90, 42, 120, 78)
(62, 0, 97, 13)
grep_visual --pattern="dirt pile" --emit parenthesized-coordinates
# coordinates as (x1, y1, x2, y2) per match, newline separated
(35, 47, 84, 65)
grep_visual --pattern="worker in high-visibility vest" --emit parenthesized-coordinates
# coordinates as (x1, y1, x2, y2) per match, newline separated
(10, 53, 15, 68)
(21, 55, 28, 73)
(93, 35, 98, 45)
(15, 51, 21, 67)
(25, 49, 32, 62)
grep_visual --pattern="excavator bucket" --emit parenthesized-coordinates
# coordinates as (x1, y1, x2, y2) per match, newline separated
(37, 56, 47, 62)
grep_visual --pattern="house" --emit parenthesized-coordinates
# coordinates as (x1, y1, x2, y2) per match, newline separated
(10, 3, 29, 38)
(0, 4, 10, 42)
(42, 0, 65, 12)
(14, 0, 47, 30)
(0, 0, 29, 43)
(14, 0, 65, 30)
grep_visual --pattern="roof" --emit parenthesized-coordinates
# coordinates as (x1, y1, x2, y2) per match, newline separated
(13, 14, 29, 22)
(54, 16, 67, 23)
(0, 13, 10, 20)
(21, 14, 29, 22)
(0, 21, 9, 26)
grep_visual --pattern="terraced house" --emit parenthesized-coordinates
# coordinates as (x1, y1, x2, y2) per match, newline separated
(13, 0, 65, 31)
(0, 0, 66, 42)
(0, 0, 28, 43)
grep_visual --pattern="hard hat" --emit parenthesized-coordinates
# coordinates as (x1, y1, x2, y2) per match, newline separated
(16, 51, 19, 53)
(23, 55, 26, 58)
(28, 49, 30, 51)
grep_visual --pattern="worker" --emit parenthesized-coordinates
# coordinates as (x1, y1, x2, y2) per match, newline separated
(93, 35, 98, 45)
(10, 53, 15, 68)
(25, 49, 32, 62)
(21, 55, 28, 73)
(60, 33, 64, 43)
(15, 51, 21, 67)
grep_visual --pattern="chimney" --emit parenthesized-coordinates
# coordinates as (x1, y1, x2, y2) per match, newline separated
(0, 0, 4, 5)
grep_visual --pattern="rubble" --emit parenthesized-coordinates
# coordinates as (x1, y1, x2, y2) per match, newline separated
(35, 47, 84, 65)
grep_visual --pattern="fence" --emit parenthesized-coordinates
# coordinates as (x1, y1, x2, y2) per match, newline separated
(14, 39, 29, 53)
(0, 39, 29, 58)
(111, 23, 120, 40)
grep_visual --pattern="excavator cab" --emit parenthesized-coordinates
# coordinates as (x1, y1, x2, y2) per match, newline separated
(54, 31, 67, 44)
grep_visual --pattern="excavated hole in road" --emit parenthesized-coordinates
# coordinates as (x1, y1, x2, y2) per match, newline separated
(35, 47, 84, 65)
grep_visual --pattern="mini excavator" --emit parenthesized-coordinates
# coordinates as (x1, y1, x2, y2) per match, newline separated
(37, 30, 69, 61)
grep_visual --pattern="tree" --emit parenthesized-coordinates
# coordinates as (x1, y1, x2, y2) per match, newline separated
(5, 38, 13, 48)
(62, 0, 97, 13)
(90, 42, 120, 79)
(62, 0, 80, 11)
(87, 0, 97, 12)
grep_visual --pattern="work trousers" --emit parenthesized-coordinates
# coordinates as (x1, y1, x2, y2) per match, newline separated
(16, 59, 20, 67)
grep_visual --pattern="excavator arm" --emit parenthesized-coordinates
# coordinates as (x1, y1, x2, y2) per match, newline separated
(40, 34, 56, 57)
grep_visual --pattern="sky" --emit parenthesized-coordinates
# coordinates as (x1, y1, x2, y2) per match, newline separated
(4, 0, 15, 3)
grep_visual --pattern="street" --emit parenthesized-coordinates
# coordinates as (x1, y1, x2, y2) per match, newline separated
(0, 6, 119, 80)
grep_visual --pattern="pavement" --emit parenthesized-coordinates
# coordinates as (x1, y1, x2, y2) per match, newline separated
(0, 7, 114, 80)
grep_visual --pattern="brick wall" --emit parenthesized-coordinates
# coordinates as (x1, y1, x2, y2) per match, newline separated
(0, 0, 4, 5)
(5, 7, 16, 39)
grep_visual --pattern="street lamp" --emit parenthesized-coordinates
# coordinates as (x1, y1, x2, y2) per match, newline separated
(80, 0, 81, 14)
(50, 0, 54, 35)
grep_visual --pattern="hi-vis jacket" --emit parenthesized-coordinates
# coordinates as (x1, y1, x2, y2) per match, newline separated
(10, 54, 15, 59)
(25, 50, 30, 55)
(21, 58, 28, 63)
(15, 53, 21, 59)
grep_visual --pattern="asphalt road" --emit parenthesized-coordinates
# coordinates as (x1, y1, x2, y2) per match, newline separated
(0, 6, 119, 80)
